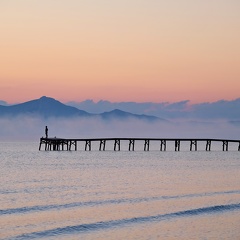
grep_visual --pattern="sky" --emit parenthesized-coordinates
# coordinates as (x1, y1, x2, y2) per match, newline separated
(1, 0, 240, 104)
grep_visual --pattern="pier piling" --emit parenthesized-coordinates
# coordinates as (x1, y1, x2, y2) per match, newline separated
(114, 139, 120, 151)
(99, 140, 106, 151)
(222, 140, 229, 151)
(206, 140, 211, 151)
(144, 140, 150, 151)
(160, 140, 166, 151)
(190, 140, 197, 151)
(129, 139, 135, 151)
(175, 140, 180, 151)
(85, 140, 91, 151)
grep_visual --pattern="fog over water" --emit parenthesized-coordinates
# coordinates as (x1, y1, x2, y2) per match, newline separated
(0, 116, 239, 141)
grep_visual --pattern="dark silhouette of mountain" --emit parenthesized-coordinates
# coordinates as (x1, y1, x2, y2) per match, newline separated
(100, 109, 162, 121)
(0, 96, 90, 118)
(0, 96, 164, 121)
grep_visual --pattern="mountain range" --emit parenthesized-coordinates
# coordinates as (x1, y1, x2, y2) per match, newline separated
(0, 96, 162, 121)
(1, 96, 240, 141)
(67, 98, 240, 120)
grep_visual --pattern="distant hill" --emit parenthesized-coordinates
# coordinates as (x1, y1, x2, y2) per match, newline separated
(0, 96, 90, 118)
(0, 96, 164, 121)
(100, 109, 161, 122)
(67, 98, 240, 120)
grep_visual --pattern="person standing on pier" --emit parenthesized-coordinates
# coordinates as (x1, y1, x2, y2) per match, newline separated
(45, 126, 48, 138)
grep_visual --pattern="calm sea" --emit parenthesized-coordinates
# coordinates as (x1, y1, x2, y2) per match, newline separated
(1, 141, 240, 239)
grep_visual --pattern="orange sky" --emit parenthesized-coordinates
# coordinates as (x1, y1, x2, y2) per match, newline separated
(1, 0, 240, 103)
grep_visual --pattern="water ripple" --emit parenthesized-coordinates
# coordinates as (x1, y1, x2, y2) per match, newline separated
(10, 203, 240, 240)
(1, 190, 240, 215)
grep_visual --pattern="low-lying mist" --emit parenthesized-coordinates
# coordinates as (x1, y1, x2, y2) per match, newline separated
(0, 116, 239, 141)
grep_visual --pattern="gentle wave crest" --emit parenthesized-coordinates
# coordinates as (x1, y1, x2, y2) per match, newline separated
(1, 189, 240, 216)
(9, 203, 240, 240)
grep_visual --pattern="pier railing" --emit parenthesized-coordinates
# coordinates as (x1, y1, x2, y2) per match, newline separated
(39, 137, 240, 152)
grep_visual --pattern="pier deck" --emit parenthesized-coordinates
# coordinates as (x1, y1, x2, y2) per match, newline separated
(39, 137, 240, 151)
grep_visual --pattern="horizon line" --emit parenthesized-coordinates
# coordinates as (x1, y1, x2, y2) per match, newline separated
(1, 95, 240, 106)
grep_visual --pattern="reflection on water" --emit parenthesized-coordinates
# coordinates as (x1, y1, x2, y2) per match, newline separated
(0, 142, 240, 239)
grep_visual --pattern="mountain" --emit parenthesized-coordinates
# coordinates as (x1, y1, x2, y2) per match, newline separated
(0, 96, 164, 121)
(100, 109, 161, 121)
(67, 98, 240, 120)
(0, 96, 90, 118)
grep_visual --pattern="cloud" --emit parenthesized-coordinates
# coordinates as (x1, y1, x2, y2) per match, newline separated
(67, 98, 240, 120)
(191, 98, 240, 119)
(0, 100, 10, 106)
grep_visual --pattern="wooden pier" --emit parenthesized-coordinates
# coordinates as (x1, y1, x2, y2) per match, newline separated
(39, 137, 240, 152)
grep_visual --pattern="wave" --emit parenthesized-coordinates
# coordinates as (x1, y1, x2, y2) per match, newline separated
(10, 203, 240, 240)
(1, 189, 240, 216)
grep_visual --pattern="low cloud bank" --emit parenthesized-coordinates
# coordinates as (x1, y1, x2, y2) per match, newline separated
(0, 116, 239, 141)
(0, 100, 9, 106)
(67, 98, 240, 120)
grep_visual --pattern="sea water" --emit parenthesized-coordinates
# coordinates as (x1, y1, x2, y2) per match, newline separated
(0, 141, 240, 239)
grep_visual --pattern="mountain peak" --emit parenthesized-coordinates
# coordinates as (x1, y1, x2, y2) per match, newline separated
(39, 96, 56, 101)
(37, 96, 65, 106)
(40, 96, 48, 99)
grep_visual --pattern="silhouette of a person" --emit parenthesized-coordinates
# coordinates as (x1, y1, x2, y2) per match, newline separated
(45, 126, 48, 138)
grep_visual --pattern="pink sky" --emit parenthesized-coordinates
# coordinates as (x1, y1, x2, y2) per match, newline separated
(1, 0, 240, 104)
